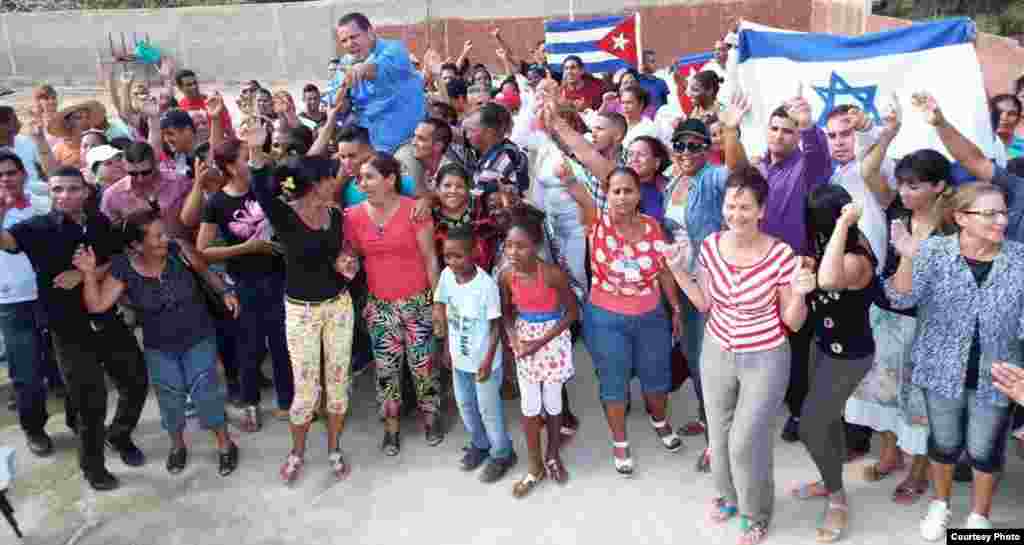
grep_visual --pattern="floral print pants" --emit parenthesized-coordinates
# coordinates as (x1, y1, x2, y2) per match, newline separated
(364, 290, 440, 418)
(284, 293, 354, 426)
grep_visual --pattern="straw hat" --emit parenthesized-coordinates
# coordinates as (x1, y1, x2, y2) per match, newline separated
(47, 100, 107, 139)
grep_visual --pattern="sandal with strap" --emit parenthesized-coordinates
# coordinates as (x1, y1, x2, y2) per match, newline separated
(892, 480, 928, 505)
(816, 501, 849, 543)
(695, 446, 712, 473)
(329, 449, 351, 480)
(545, 457, 568, 485)
(612, 441, 634, 476)
(280, 453, 304, 484)
(512, 471, 545, 498)
(679, 420, 706, 437)
(862, 461, 905, 482)
(710, 497, 738, 523)
(738, 516, 770, 545)
(650, 417, 683, 452)
(239, 405, 262, 433)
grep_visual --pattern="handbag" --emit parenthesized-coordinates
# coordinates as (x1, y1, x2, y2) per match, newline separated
(176, 247, 234, 321)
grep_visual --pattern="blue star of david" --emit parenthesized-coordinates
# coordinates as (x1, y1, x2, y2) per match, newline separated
(813, 72, 880, 127)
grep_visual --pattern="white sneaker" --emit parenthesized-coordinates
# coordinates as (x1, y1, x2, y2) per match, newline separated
(920, 499, 951, 541)
(965, 512, 993, 530)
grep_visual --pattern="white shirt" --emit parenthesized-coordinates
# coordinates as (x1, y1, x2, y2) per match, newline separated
(433, 267, 503, 373)
(623, 117, 662, 149)
(0, 202, 40, 304)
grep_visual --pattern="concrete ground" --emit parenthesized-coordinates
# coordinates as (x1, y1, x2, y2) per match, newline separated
(4, 347, 1024, 545)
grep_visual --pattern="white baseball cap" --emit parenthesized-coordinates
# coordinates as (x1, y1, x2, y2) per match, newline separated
(86, 145, 122, 174)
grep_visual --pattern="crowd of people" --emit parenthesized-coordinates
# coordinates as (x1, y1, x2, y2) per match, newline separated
(3, 10, 1024, 545)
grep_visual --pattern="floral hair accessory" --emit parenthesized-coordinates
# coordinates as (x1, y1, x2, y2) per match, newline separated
(281, 176, 296, 193)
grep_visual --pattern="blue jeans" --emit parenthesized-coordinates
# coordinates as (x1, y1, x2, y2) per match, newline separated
(0, 301, 46, 433)
(144, 337, 226, 433)
(452, 367, 514, 460)
(234, 272, 293, 409)
(925, 388, 1011, 473)
(682, 297, 708, 422)
(583, 302, 673, 402)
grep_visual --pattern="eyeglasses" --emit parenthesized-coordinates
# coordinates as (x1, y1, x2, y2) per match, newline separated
(961, 209, 1009, 220)
(126, 168, 154, 178)
(0, 169, 20, 177)
(672, 141, 709, 154)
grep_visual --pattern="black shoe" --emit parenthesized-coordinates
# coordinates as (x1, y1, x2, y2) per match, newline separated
(258, 374, 274, 390)
(425, 415, 445, 447)
(166, 447, 188, 475)
(84, 468, 120, 491)
(381, 432, 400, 456)
(218, 442, 239, 477)
(26, 431, 54, 457)
(479, 451, 518, 483)
(106, 435, 146, 467)
(781, 416, 800, 443)
(49, 383, 67, 399)
(953, 461, 973, 482)
(459, 447, 488, 471)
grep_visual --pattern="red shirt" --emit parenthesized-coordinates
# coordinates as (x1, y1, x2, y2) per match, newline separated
(177, 95, 234, 138)
(588, 212, 667, 315)
(561, 75, 607, 111)
(344, 197, 432, 301)
(699, 233, 798, 353)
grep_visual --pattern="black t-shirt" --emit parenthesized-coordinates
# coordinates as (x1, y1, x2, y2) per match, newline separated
(7, 211, 126, 338)
(964, 256, 994, 390)
(201, 189, 282, 279)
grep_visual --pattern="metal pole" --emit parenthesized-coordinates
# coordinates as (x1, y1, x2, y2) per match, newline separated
(569, 0, 574, 21)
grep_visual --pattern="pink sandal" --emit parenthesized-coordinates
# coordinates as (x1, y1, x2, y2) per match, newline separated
(280, 453, 304, 484)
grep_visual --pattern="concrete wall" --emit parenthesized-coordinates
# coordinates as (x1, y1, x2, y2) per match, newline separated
(867, 14, 1024, 96)
(0, 0, 825, 86)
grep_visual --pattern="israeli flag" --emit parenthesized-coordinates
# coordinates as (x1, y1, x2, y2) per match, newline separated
(736, 18, 995, 159)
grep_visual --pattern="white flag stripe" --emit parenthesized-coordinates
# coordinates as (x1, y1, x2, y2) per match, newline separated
(737, 43, 994, 159)
(546, 51, 620, 65)
(544, 26, 617, 45)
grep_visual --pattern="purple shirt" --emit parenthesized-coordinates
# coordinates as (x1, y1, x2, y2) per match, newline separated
(757, 127, 831, 256)
(99, 171, 193, 239)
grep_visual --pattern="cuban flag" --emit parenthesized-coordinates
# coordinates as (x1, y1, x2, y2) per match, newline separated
(674, 51, 714, 78)
(735, 17, 995, 160)
(544, 14, 641, 74)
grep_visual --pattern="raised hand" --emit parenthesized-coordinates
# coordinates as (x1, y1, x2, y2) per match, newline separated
(422, 48, 442, 75)
(838, 202, 863, 228)
(791, 256, 817, 295)
(786, 95, 813, 130)
(462, 40, 473, 56)
(206, 92, 225, 118)
(882, 93, 902, 134)
(71, 245, 97, 274)
(490, 27, 502, 41)
(158, 56, 176, 81)
(239, 122, 268, 150)
(890, 219, 920, 258)
(720, 91, 751, 129)
(911, 91, 943, 127)
(496, 48, 508, 61)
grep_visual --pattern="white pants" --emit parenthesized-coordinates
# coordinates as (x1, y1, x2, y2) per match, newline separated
(518, 377, 563, 417)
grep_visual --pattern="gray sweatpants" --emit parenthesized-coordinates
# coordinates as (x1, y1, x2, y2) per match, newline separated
(799, 342, 874, 493)
(701, 336, 790, 525)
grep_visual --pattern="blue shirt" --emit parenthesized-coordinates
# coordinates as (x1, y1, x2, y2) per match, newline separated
(991, 165, 1024, 243)
(664, 163, 728, 271)
(332, 39, 426, 153)
(636, 74, 670, 110)
(340, 174, 417, 208)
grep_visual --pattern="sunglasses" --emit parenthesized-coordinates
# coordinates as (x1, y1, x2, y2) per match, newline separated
(672, 141, 709, 154)
(126, 168, 154, 178)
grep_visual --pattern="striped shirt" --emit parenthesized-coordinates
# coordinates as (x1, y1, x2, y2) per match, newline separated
(699, 233, 798, 353)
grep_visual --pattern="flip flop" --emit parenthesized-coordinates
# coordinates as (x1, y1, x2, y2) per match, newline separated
(816, 502, 849, 543)
(892, 482, 928, 505)
(790, 481, 829, 500)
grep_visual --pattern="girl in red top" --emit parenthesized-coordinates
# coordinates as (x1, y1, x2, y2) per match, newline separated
(344, 153, 443, 456)
(499, 213, 578, 497)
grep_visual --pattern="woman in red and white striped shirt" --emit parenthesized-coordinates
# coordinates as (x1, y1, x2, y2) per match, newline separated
(665, 166, 815, 545)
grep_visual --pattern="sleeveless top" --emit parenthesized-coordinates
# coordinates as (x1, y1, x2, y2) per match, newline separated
(808, 244, 877, 360)
(509, 268, 559, 314)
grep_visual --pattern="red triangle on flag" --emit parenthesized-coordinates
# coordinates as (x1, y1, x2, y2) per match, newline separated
(595, 15, 638, 66)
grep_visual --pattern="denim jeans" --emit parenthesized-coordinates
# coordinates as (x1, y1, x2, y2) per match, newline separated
(926, 388, 1011, 473)
(681, 296, 707, 422)
(539, 179, 587, 291)
(583, 302, 673, 402)
(144, 337, 226, 433)
(0, 301, 46, 433)
(452, 368, 514, 460)
(234, 272, 293, 410)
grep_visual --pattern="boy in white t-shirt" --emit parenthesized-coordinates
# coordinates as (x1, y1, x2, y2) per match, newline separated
(433, 227, 518, 483)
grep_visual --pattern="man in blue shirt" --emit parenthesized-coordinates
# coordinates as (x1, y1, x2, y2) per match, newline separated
(333, 12, 427, 153)
(638, 49, 671, 110)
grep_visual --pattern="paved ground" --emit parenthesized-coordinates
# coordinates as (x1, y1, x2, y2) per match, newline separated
(5, 346, 1024, 545)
